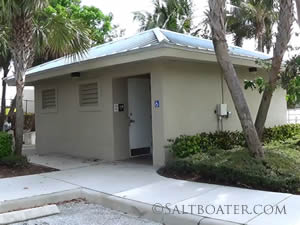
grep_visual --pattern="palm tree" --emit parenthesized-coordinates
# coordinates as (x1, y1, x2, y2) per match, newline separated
(0, 13, 12, 130)
(133, 0, 194, 33)
(0, 50, 11, 131)
(0, 0, 91, 155)
(226, 1, 255, 47)
(255, 0, 293, 139)
(227, 0, 278, 52)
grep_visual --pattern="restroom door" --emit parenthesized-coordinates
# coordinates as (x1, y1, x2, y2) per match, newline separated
(128, 77, 152, 157)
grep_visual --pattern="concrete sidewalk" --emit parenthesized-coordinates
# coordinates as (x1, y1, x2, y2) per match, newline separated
(1, 148, 299, 225)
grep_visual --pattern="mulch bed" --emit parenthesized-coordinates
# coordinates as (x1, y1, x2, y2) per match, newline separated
(158, 169, 300, 195)
(0, 164, 58, 179)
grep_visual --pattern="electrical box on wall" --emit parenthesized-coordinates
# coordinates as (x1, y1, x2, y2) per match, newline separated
(216, 104, 228, 116)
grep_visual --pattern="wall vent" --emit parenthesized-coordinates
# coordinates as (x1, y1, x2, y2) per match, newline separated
(42, 89, 56, 109)
(79, 82, 99, 107)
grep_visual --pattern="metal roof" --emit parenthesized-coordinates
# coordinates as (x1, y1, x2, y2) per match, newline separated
(25, 28, 271, 76)
(160, 29, 270, 60)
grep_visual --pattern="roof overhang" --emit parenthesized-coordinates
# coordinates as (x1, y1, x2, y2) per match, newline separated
(5, 43, 266, 86)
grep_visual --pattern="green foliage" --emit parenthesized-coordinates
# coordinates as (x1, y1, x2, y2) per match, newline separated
(226, 0, 278, 52)
(281, 55, 300, 108)
(0, 0, 93, 67)
(32, 0, 125, 66)
(161, 140, 300, 193)
(244, 76, 267, 93)
(168, 131, 245, 158)
(133, 0, 194, 34)
(0, 132, 12, 158)
(0, 155, 29, 168)
(245, 55, 300, 108)
(169, 124, 300, 158)
(48, 0, 115, 45)
(286, 76, 300, 108)
(263, 124, 300, 143)
(226, 0, 256, 46)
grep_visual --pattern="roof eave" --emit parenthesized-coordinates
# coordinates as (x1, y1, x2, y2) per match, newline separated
(5, 43, 268, 86)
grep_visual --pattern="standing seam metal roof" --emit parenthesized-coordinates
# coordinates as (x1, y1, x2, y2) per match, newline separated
(25, 28, 271, 76)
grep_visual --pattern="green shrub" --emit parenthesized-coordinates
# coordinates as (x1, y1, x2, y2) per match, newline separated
(168, 131, 245, 158)
(263, 124, 300, 143)
(169, 124, 300, 158)
(208, 131, 246, 150)
(0, 132, 12, 158)
(160, 146, 300, 194)
(0, 155, 29, 168)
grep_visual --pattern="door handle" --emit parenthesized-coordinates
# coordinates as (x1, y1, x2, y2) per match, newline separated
(130, 119, 135, 123)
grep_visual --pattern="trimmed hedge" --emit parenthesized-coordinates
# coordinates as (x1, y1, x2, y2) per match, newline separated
(0, 132, 12, 158)
(169, 124, 300, 158)
(263, 124, 300, 143)
(168, 131, 245, 158)
(159, 144, 300, 194)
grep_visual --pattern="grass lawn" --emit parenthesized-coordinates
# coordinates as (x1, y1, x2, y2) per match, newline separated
(159, 135, 300, 194)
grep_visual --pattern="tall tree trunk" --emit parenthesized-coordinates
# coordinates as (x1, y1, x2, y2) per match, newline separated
(208, 0, 264, 158)
(257, 35, 263, 52)
(296, 0, 300, 26)
(15, 76, 25, 155)
(255, 0, 294, 139)
(11, 15, 35, 156)
(0, 66, 9, 130)
(256, 23, 265, 52)
(234, 36, 243, 47)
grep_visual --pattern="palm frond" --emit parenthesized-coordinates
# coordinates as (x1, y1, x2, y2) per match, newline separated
(132, 0, 193, 33)
(0, 14, 11, 68)
(0, 0, 48, 20)
(33, 10, 91, 62)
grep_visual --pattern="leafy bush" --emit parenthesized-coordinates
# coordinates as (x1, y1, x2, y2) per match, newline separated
(0, 132, 12, 158)
(169, 124, 300, 158)
(160, 144, 300, 194)
(0, 155, 29, 168)
(168, 131, 245, 158)
(263, 124, 300, 143)
(209, 131, 246, 149)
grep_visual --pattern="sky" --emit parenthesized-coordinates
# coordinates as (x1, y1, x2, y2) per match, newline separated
(2, 0, 300, 100)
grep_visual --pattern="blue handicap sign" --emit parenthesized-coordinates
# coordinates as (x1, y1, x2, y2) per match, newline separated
(154, 100, 160, 108)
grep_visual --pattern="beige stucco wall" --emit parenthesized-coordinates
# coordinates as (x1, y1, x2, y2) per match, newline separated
(35, 72, 115, 160)
(159, 61, 287, 164)
(34, 59, 287, 168)
(35, 61, 164, 164)
(222, 66, 287, 130)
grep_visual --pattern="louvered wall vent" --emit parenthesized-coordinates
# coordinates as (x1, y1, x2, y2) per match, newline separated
(79, 82, 99, 107)
(42, 89, 56, 109)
